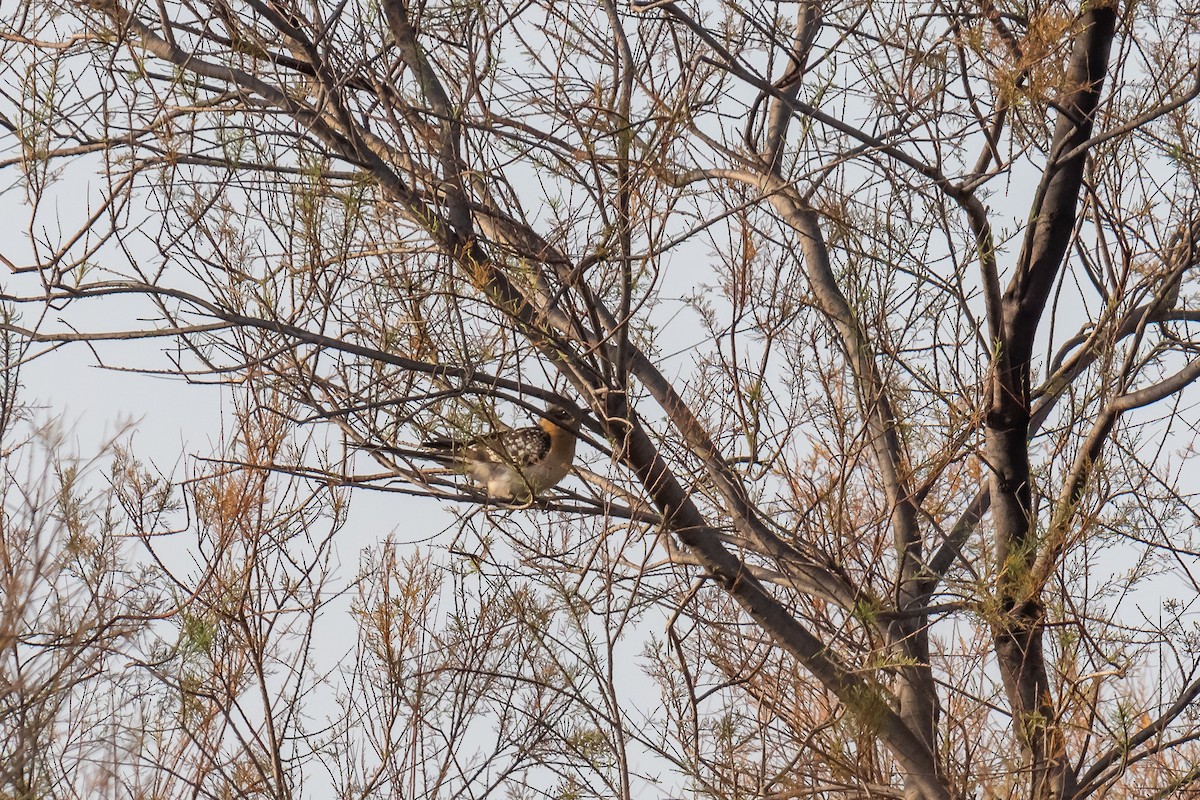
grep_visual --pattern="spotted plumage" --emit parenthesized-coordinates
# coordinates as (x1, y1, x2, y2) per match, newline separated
(422, 408, 577, 501)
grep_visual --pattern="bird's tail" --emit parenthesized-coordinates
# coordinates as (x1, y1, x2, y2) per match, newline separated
(421, 437, 461, 451)
(359, 442, 458, 466)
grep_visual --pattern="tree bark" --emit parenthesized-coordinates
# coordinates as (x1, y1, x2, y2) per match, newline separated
(987, 5, 1119, 798)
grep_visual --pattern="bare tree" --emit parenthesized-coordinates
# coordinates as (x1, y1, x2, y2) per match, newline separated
(5, 0, 1200, 798)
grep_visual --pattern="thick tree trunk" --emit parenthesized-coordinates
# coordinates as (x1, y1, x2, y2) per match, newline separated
(986, 5, 1118, 796)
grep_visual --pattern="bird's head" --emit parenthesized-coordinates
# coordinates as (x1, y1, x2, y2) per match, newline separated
(538, 405, 578, 434)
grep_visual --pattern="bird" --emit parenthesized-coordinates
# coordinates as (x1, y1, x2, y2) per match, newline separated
(421, 406, 578, 501)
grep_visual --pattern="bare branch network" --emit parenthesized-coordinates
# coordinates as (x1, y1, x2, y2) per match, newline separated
(3, 1, 1200, 798)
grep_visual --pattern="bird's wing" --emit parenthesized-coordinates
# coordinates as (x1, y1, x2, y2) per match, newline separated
(425, 425, 552, 468)
(487, 426, 553, 468)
